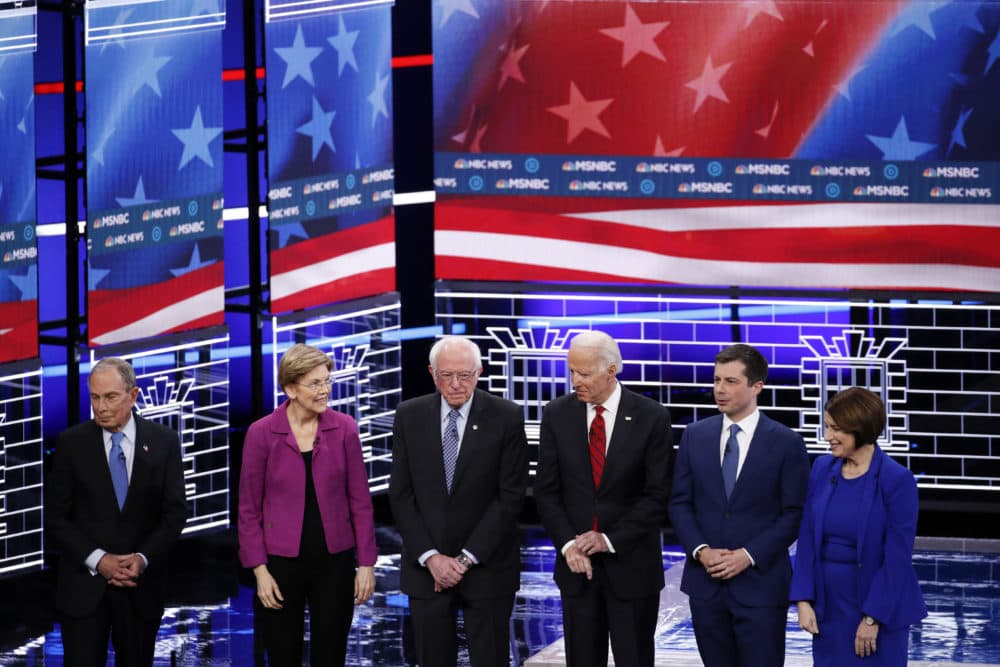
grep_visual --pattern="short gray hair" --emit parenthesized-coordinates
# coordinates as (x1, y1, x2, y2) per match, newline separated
(569, 330, 622, 375)
(90, 357, 137, 391)
(429, 336, 483, 372)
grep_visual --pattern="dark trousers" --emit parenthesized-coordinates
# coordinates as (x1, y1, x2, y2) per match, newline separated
(257, 549, 356, 667)
(408, 589, 515, 667)
(60, 587, 160, 667)
(559, 564, 659, 667)
(689, 586, 788, 667)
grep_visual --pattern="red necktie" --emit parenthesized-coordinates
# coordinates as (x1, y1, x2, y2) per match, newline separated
(589, 405, 606, 530)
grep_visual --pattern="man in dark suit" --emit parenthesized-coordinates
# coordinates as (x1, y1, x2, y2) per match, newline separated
(534, 330, 673, 667)
(46, 357, 187, 666)
(668, 343, 810, 667)
(389, 336, 529, 667)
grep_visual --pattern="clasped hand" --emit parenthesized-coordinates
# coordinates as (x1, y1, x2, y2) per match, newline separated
(699, 546, 750, 580)
(428, 554, 468, 592)
(98, 552, 144, 588)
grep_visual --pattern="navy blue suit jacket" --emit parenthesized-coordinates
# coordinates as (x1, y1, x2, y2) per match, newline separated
(669, 412, 809, 607)
(789, 446, 927, 631)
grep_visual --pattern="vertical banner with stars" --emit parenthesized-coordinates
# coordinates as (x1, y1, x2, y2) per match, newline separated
(0, 6, 39, 364)
(264, 0, 395, 314)
(432, 0, 1000, 292)
(85, 0, 226, 347)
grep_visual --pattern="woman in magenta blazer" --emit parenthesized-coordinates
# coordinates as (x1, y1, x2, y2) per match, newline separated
(238, 343, 377, 666)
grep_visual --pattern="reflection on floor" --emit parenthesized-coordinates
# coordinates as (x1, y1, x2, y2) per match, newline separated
(1, 530, 997, 666)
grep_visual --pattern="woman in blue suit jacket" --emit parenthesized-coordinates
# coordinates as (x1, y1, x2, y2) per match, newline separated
(790, 387, 926, 666)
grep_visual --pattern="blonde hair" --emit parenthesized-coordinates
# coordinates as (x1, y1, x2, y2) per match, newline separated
(278, 344, 333, 388)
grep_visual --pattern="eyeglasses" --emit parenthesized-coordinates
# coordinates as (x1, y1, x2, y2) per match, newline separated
(296, 378, 334, 391)
(436, 371, 477, 384)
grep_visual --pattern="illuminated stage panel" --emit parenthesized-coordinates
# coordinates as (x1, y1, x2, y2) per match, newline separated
(436, 286, 1000, 492)
(91, 327, 231, 535)
(0, 362, 43, 577)
(272, 293, 402, 494)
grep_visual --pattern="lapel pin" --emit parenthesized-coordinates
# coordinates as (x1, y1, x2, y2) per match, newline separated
(625, 416, 632, 421)
(472, 424, 478, 431)
(142, 445, 149, 452)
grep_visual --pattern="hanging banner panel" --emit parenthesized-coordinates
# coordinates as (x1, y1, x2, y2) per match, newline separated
(85, 0, 225, 346)
(0, 8, 38, 364)
(265, 4, 395, 314)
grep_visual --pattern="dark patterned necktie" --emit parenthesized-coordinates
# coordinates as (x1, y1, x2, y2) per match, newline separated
(722, 423, 740, 499)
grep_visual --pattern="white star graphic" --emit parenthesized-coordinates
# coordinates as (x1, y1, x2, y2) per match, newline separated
(368, 71, 390, 127)
(599, 4, 669, 67)
(741, 0, 783, 28)
(328, 14, 360, 77)
(451, 106, 477, 145)
(498, 42, 530, 90)
(866, 117, 936, 160)
(890, 2, 943, 40)
(438, 0, 480, 28)
(833, 65, 867, 102)
(684, 55, 732, 113)
(547, 81, 613, 144)
(274, 24, 323, 89)
(296, 96, 336, 160)
(172, 106, 223, 169)
(134, 54, 172, 98)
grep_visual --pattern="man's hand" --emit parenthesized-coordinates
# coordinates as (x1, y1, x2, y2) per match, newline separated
(701, 547, 751, 580)
(118, 553, 146, 580)
(427, 554, 467, 591)
(97, 553, 138, 588)
(574, 531, 609, 556)
(564, 543, 593, 580)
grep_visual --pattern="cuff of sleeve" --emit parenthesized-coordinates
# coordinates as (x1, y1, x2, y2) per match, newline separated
(418, 549, 439, 567)
(85, 549, 106, 576)
(742, 548, 756, 567)
(693, 544, 708, 560)
(602, 534, 615, 554)
(461, 548, 479, 565)
(560, 539, 576, 556)
(137, 552, 149, 569)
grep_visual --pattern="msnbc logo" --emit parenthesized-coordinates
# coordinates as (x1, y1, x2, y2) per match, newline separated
(735, 165, 748, 175)
(678, 183, 691, 193)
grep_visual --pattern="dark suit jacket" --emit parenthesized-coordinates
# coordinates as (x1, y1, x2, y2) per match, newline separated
(789, 447, 927, 630)
(668, 412, 809, 607)
(534, 387, 673, 600)
(46, 415, 187, 618)
(389, 389, 529, 599)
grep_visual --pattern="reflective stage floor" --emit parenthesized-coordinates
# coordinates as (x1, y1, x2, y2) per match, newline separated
(1, 529, 997, 666)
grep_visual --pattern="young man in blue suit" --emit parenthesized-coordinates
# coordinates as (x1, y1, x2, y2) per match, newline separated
(668, 344, 810, 667)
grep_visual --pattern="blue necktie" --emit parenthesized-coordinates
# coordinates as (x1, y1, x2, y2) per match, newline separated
(722, 424, 740, 499)
(109, 432, 128, 509)
(443, 409, 460, 492)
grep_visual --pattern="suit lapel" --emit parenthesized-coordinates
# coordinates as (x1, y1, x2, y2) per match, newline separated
(694, 415, 727, 502)
(126, 416, 152, 512)
(600, 388, 633, 491)
(813, 457, 839, 557)
(729, 415, 773, 503)
(89, 423, 122, 511)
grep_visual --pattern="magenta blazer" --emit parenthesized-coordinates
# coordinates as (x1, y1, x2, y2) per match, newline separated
(238, 401, 377, 568)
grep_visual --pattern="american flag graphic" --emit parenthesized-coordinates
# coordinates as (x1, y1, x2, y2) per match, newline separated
(265, 6, 395, 314)
(432, 0, 1000, 291)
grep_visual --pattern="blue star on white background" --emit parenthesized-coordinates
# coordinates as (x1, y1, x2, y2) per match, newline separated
(275, 24, 323, 88)
(368, 71, 390, 126)
(9, 265, 37, 301)
(948, 107, 974, 155)
(866, 117, 937, 160)
(116, 176, 158, 208)
(328, 14, 360, 76)
(297, 96, 336, 160)
(170, 244, 216, 277)
(276, 222, 309, 248)
(172, 105, 223, 169)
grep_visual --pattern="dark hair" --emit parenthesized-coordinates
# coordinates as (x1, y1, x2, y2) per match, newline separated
(715, 344, 768, 385)
(825, 387, 886, 447)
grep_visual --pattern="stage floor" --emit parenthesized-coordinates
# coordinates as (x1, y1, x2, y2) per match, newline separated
(1, 530, 997, 666)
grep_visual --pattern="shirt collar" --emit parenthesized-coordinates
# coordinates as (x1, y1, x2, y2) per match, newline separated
(590, 381, 622, 415)
(104, 413, 137, 446)
(723, 409, 760, 435)
(440, 393, 474, 422)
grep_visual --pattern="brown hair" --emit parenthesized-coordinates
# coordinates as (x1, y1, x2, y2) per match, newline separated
(825, 387, 886, 446)
(715, 344, 768, 385)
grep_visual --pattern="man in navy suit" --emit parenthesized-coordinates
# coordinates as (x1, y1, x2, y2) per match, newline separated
(390, 336, 529, 667)
(46, 357, 187, 666)
(535, 331, 672, 667)
(668, 343, 809, 667)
